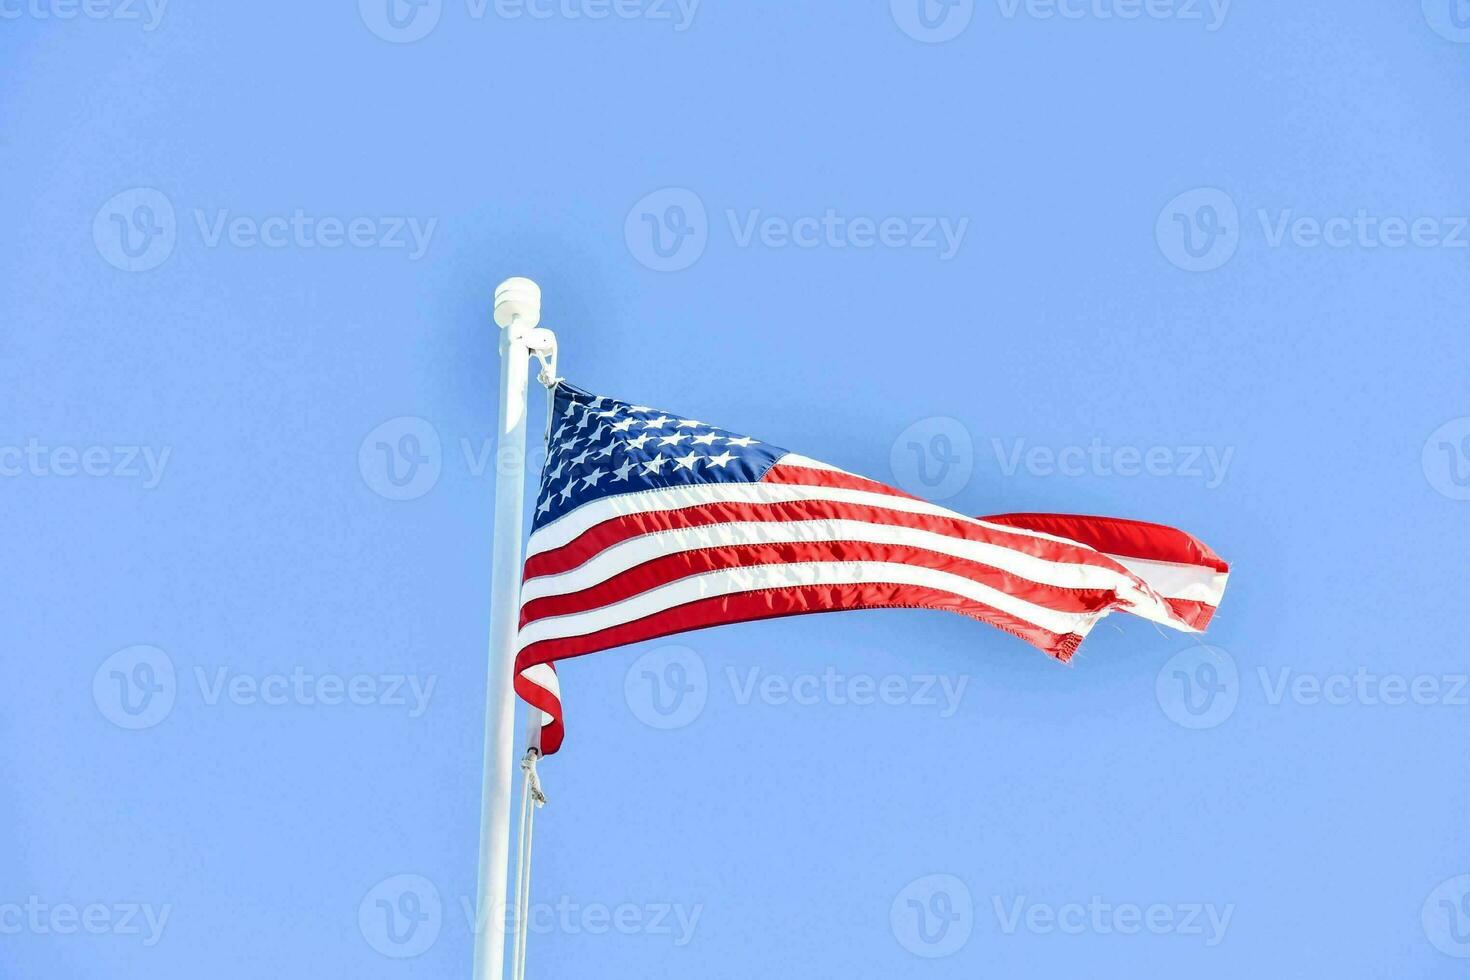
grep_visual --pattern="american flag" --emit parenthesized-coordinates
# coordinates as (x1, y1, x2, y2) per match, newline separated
(515, 382, 1229, 754)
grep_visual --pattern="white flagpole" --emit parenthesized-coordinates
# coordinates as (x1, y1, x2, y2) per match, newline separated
(473, 277, 553, 980)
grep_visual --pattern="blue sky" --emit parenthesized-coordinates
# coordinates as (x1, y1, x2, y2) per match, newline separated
(3, 2, 1469, 977)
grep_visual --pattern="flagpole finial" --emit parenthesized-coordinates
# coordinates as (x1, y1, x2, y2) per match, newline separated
(495, 277, 541, 329)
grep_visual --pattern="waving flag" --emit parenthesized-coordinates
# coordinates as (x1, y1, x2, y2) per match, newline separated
(515, 382, 1229, 754)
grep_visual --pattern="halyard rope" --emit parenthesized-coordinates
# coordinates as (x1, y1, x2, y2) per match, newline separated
(511, 749, 546, 980)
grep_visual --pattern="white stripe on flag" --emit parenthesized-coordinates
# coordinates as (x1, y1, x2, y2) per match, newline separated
(775, 453, 849, 473)
(1108, 555, 1229, 603)
(521, 518, 1164, 606)
(525, 476, 1080, 562)
(517, 559, 1109, 650)
(519, 662, 559, 725)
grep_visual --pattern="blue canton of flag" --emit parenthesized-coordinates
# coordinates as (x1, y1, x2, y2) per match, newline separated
(532, 383, 784, 532)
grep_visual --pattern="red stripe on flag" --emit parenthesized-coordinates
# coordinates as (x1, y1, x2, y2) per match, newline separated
(524, 494, 1128, 584)
(516, 581, 1087, 673)
(760, 464, 916, 499)
(1164, 597, 1219, 631)
(519, 539, 1121, 628)
(982, 512, 1229, 573)
(513, 668, 565, 756)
